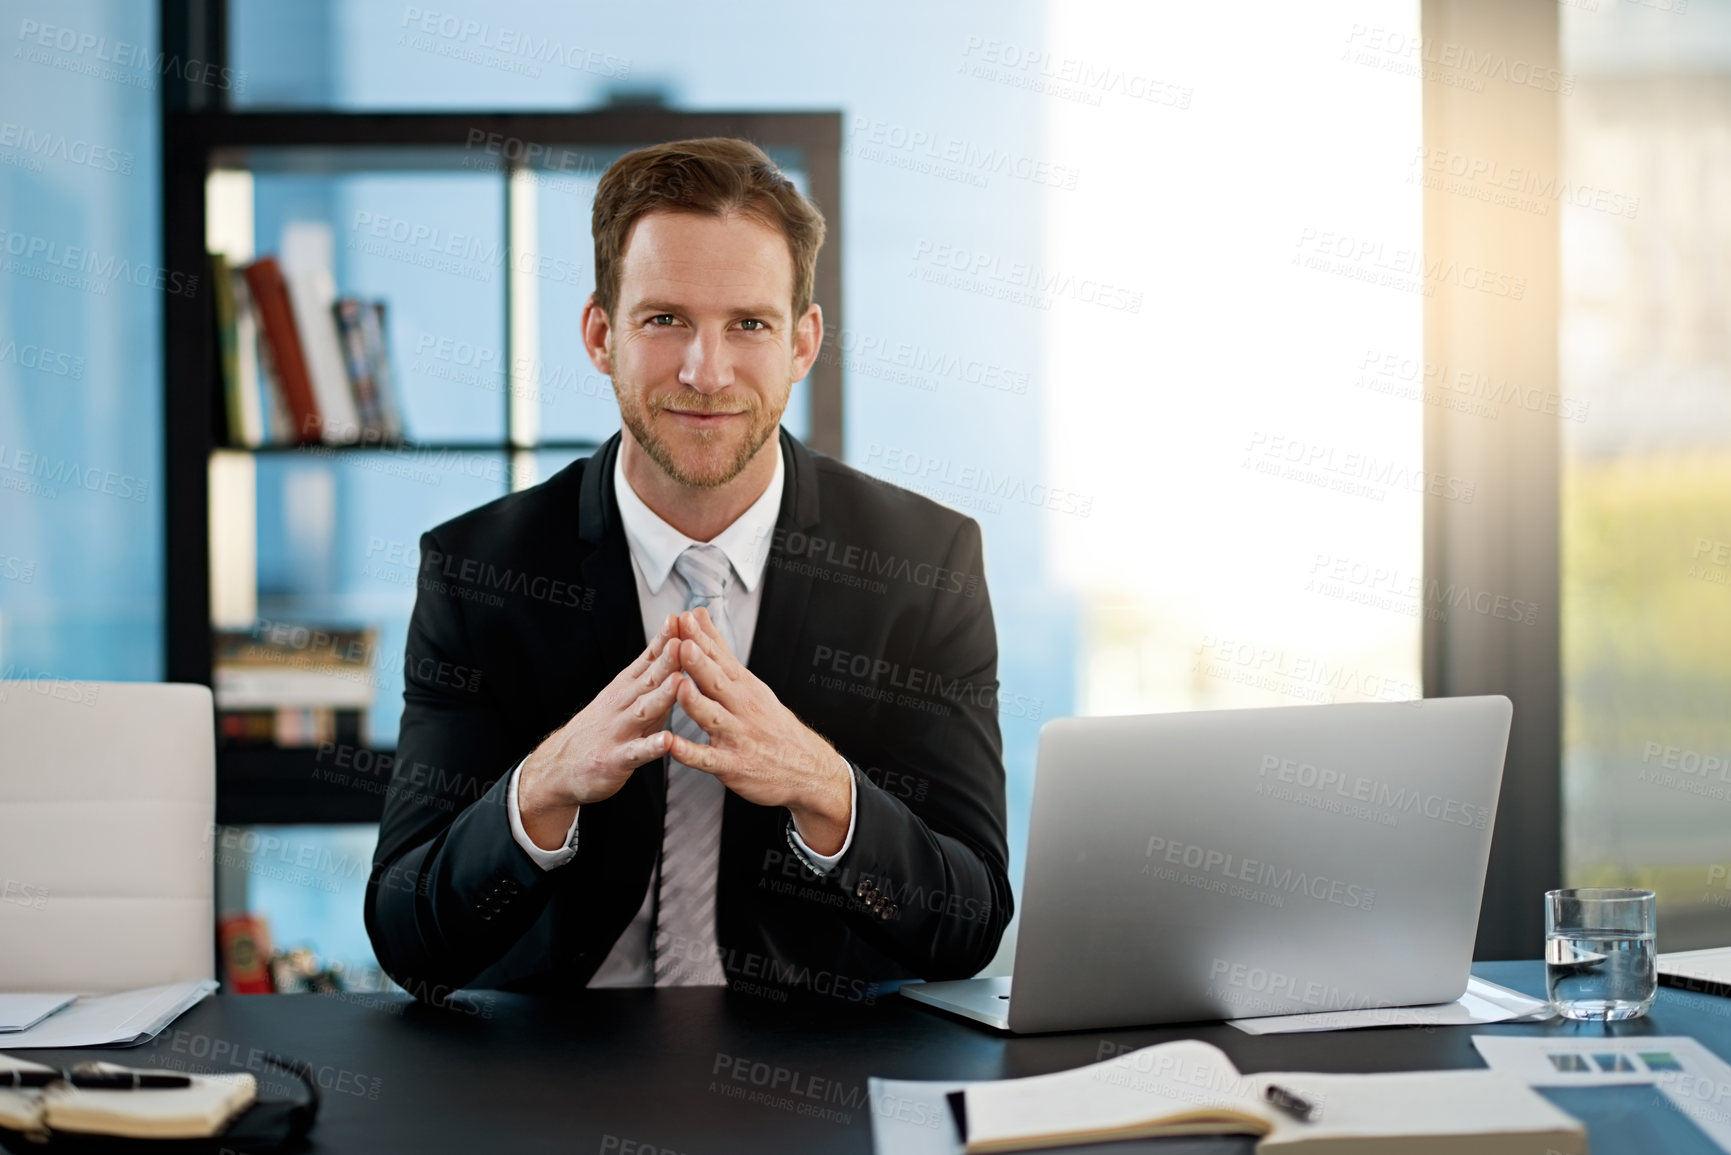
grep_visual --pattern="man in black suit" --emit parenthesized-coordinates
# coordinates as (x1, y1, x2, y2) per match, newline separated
(364, 138, 1012, 1004)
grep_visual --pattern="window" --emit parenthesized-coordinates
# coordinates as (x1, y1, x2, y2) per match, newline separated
(1048, 3, 1424, 724)
(1560, 0, 1731, 949)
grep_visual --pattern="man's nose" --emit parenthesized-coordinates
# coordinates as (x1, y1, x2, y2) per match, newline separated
(678, 327, 733, 394)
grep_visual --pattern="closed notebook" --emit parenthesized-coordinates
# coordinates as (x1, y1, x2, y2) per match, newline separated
(957, 1039, 1586, 1154)
(0, 1054, 256, 1141)
(0, 1054, 49, 1136)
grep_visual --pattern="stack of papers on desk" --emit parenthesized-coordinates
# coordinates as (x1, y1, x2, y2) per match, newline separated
(1659, 945, 1731, 995)
(1227, 976, 1550, 1034)
(0, 994, 77, 1033)
(0, 981, 217, 1048)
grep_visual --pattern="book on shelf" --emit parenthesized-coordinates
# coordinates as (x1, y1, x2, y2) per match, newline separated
(358, 301, 404, 442)
(215, 624, 376, 668)
(238, 260, 297, 446)
(209, 245, 407, 449)
(241, 256, 322, 445)
(213, 625, 376, 745)
(281, 221, 363, 444)
(219, 707, 364, 748)
(333, 297, 405, 442)
(209, 253, 264, 447)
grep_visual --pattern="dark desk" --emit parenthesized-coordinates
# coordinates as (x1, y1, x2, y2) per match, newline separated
(10, 961, 1726, 1154)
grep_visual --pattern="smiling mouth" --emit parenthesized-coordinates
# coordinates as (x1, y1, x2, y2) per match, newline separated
(662, 408, 746, 423)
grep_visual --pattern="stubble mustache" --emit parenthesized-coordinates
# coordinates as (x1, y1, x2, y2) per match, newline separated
(648, 393, 755, 419)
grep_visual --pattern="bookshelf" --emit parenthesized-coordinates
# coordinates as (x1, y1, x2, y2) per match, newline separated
(160, 11, 845, 825)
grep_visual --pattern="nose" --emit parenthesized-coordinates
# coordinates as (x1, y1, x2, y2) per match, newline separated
(677, 326, 733, 395)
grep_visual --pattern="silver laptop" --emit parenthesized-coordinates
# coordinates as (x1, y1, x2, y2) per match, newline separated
(902, 696, 1512, 1033)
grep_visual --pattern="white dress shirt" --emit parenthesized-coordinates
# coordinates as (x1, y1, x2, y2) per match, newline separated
(501, 442, 858, 986)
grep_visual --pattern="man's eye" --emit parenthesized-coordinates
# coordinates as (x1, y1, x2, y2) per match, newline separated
(649, 314, 677, 326)
(738, 319, 766, 331)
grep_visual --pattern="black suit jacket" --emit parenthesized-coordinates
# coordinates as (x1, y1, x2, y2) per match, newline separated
(363, 428, 1013, 1004)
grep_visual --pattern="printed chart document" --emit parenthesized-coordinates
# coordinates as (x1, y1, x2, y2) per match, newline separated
(0, 995, 76, 1033)
(0, 981, 217, 1049)
(1474, 1034, 1731, 1153)
(871, 1038, 1586, 1154)
(1228, 976, 1550, 1035)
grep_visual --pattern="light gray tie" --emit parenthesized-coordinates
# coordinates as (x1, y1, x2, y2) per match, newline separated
(653, 543, 736, 986)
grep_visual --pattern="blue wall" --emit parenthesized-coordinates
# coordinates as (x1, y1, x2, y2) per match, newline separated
(0, 0, 162, 681)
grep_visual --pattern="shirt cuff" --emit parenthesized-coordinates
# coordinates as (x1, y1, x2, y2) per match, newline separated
(787, 755, 857, 876)
(507, 757, 580, 870)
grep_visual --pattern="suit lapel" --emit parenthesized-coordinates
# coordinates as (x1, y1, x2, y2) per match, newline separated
(746, 428, 823, 693)
(577, 430, 650, 678)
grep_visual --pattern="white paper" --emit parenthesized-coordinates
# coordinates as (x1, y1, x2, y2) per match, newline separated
(1660, 945, 1731, 989)
(1227, 976, 1550, 1034)
(0, 981, 216, 1049)
(868, 1077, 966, 1155)
(0, 994, 77, 1033)
(1473, 1034, 1731, 1153)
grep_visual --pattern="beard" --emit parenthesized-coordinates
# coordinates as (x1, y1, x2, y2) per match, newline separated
(614, 376, 785, 490)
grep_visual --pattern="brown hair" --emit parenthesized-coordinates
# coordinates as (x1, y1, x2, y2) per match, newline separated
(590, 137, 827, 320)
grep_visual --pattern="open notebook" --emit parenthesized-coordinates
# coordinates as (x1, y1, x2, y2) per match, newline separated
(0, 1053, 256, 1141)
(873, 1039, 1586, 1155)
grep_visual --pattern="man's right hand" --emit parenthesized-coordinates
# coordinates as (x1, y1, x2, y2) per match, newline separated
(517, 614, 684, 851)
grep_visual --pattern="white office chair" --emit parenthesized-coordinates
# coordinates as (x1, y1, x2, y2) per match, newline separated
(0, 681, 215, 993)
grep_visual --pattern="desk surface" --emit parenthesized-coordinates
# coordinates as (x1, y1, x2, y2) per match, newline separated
(9, 961, 1727, 1154)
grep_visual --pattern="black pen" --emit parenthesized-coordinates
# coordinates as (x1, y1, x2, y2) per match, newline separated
(66, 1070, 193, 1090)
(0, 1069, 192, 1090)
(1264, 1083, 1317, 1122)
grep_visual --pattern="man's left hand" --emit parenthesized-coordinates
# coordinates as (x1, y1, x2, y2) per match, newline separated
(664, 607, 853, 856)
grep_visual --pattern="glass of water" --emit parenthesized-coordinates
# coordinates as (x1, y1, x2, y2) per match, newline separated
(1544, 888, 1657, 1021)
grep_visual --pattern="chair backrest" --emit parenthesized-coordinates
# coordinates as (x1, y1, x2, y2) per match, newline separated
(0, 681, 215, 993)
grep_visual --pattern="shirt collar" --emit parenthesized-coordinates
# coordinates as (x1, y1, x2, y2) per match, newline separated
(612, 439, 785, 596)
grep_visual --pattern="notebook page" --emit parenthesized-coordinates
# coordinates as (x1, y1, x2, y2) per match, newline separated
(962, 1040, 1275, 1153)
(1250, 1070, 1585, 1150)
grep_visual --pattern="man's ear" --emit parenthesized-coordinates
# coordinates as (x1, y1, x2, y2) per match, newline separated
(580, 293, 614, 376)
(790, 302, 823, 384)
